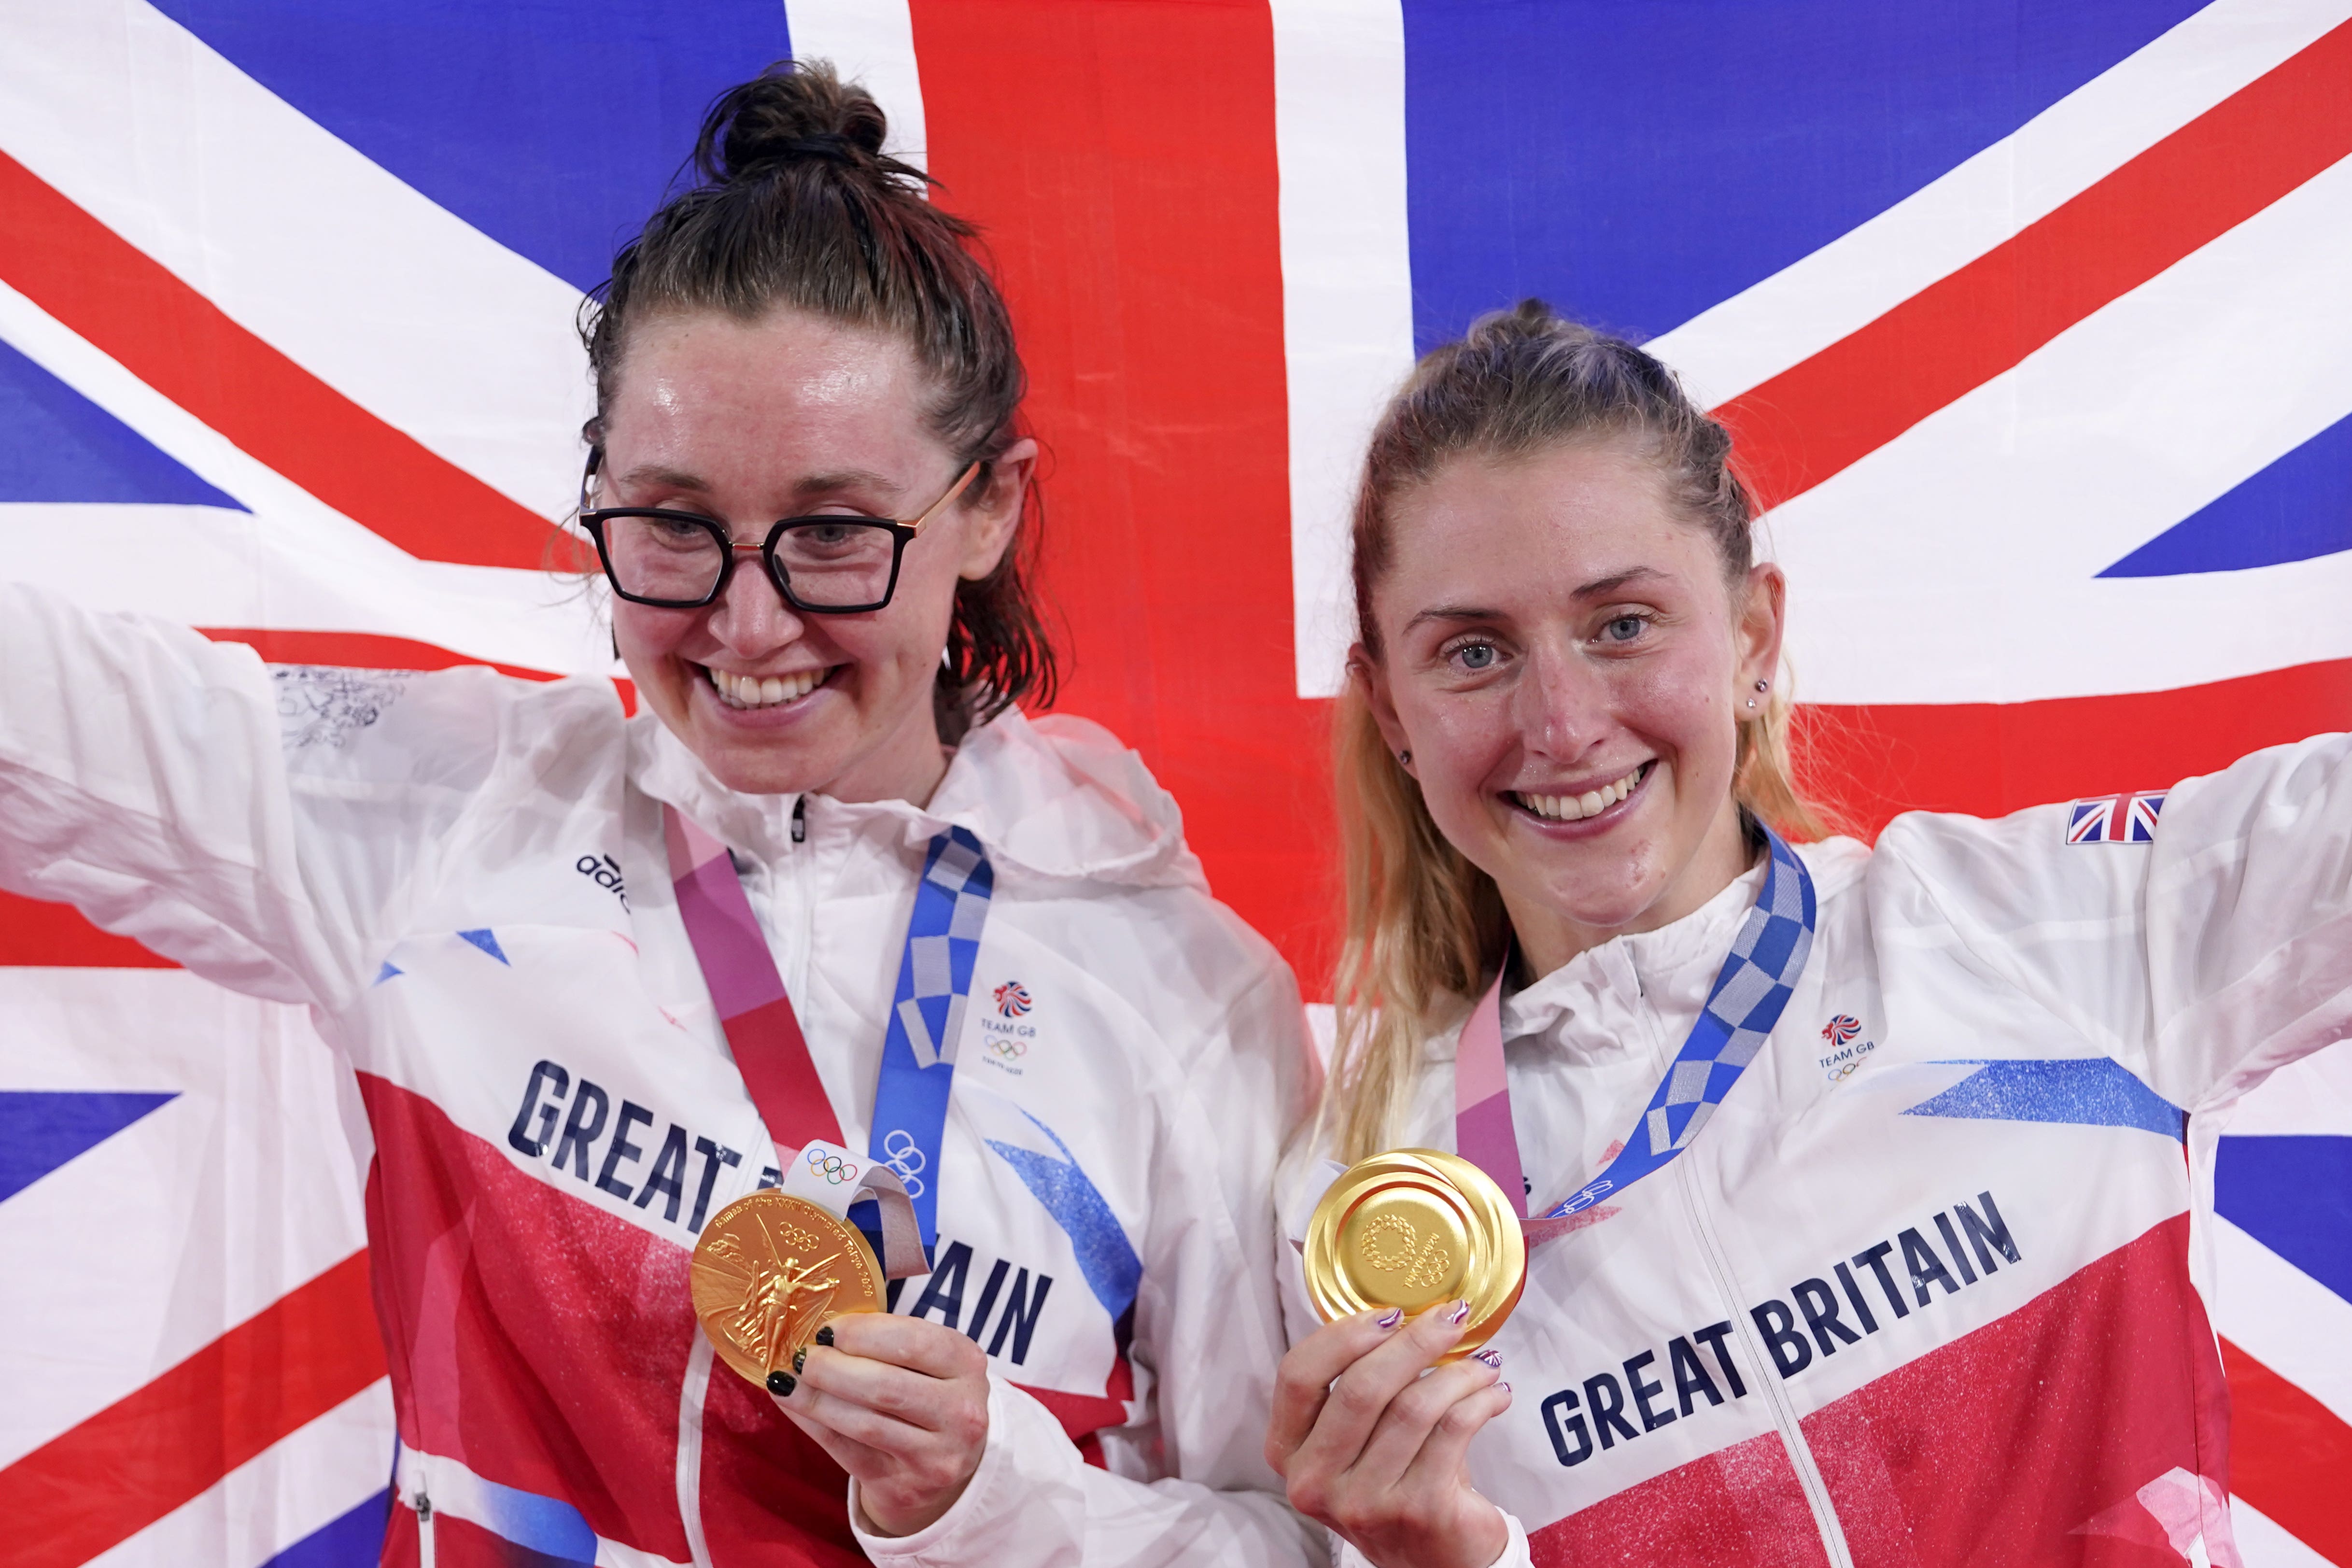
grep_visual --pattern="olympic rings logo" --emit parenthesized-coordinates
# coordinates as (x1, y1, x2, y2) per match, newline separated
(1556, 1178, 1614, 1215)
(881, 1129, 928, 1200)
(805, 1147, 857, 1184)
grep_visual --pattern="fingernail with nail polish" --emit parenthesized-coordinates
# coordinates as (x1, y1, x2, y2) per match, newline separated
(1499, 1382, 1512, 1395)
(1446, 1300, 1472, 1327)
(815, 1325, 835, 1347)
(1376, 1308, 1404, 1330)
(1472, 1348, 1503, 1369)
(767, 1372, 796, 1397)
(791, 1348, 807, 1375)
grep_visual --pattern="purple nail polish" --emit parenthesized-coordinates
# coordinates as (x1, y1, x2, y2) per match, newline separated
(1472, 1347, 1503, 1369)
(1376, 1307, 1404, 1330)
(1446, 1300, 1472, 1327)
(1499, 1382, 1512, 1395)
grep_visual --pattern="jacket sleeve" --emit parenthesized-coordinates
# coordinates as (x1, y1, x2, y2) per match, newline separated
(0, 582, 501, 1010)
(851, 956, 1328, 1568)
(1872, 731, 2352, 1114)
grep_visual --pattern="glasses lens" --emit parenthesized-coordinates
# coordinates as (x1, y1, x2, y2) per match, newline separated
(603, 514, 725, 603)
(775, 521, 900, 607)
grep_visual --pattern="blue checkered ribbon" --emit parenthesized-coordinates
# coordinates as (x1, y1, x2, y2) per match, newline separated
(1545, 826, 1816, 1217)
(868, 827, 995, 1252)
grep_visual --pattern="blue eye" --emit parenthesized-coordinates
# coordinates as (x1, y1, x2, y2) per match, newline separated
(1457, 643, 1497, 670)
(1604, 616, 1646, 642)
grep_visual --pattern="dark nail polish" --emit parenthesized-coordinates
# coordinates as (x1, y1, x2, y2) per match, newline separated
(767, 1371, 796, 1397)
(1376, 1308, 1404, 1330)
(815, 1325, 835, 1347)
(1445, 1300, 1472, 1327)
(1472, 1348, 1503, 1370)
(791, 1347, 807, 1375)
(1499, 1382, 1512, 1395)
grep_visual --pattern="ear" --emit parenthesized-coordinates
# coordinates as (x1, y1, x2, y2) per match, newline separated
(1350, 644, 1413, 769)
(1735, 562, 1788, 695)
(955, 437, 1038, 581)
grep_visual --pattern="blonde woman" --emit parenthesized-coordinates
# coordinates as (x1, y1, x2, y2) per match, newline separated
(1266, 300, 2351, 1568)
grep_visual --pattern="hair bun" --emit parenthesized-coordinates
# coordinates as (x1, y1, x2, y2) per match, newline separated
(695, 60, 893, 185)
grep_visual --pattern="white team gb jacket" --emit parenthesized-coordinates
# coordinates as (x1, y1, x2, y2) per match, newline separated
(0, 584, 1326, 1568)
(1282, 734, 2352, 1568)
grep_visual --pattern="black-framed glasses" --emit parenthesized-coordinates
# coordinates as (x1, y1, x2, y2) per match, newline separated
(577, 448, 981, 613)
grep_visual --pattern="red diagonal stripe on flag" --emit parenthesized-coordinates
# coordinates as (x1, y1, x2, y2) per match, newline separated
(0, 149, 565, 571)
(2222, 1336, 2352, 1566)
(0, 1249, 386, 1568)
(0, 893, 178, 967)
(1719, 18, 2352, 509)
(1802, 656, 2352, 834)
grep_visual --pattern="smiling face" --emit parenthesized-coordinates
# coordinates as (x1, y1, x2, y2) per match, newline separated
(598, 308, 1030, 803)
(1358, 440, 1785, 974)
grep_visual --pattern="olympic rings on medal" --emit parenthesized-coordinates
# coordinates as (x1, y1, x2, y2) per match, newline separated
(805, 1147, 856, 1184)
(881, 1129, 928, 1199)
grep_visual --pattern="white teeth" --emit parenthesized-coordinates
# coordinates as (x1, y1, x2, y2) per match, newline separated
(707, 666, 823, 709)
(1512, 764, 1648, 821)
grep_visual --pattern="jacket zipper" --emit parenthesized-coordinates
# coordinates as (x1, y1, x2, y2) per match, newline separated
(415, 1485, 436, 1568)
(1621, 947, 1854, 1567)
(1676, 1158, 1855, 1567)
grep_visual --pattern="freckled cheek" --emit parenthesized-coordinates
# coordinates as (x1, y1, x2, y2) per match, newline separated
(1402, 697, 1521, 812)
(1613, 653, 1739, 798)
(612, 603, 699, 667)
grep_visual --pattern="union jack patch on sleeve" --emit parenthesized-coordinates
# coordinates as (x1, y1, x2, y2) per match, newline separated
(2067, 790, 2168, 844)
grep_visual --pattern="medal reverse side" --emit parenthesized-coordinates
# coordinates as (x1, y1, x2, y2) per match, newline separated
(1304, 1148, 1527, 1360)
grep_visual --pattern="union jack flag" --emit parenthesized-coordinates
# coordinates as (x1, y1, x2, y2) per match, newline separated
(3, 2, 2350, 1566)
(2069, 790, 2171, 845)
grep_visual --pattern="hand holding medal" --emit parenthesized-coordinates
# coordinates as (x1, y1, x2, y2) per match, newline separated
(668, 805, 1000, 1538)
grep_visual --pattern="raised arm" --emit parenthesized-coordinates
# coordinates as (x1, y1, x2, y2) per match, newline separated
(0, 581, 505, 1010)
(1873, 732, 2352, 1114)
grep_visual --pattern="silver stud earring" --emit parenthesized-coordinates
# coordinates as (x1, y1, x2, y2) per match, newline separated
(1745, 698, 1757, 709)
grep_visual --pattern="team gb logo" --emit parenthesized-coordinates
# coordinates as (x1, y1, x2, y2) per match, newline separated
(982, 981, 1038, 1072)
(1818, 1013, 1876, 1082)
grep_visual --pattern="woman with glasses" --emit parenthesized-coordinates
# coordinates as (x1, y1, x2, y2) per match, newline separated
(1263, 302, 2352, 1568)
(0, 63, 1320, 1568)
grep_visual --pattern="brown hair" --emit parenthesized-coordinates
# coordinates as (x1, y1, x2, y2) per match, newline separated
(1327, 300, 1827, 1160)
(579, 60, 1055, 731)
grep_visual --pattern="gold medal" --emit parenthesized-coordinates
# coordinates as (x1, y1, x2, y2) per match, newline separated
(1303, 1148, 1526, 1359)
(690, 1189, 885, 1391)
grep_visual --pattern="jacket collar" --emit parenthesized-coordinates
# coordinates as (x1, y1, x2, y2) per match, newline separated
(630, 706, 1208, 892)
(1494, 837, 1869, 1046)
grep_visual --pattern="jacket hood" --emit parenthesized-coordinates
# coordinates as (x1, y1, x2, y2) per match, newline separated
(631, 706, 1208, 892)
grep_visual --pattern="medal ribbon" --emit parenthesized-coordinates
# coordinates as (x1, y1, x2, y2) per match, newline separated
(1454, 825, 1817, 1227)
(663, 804, 994, 1263)
(867, 827, 994, 1252)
